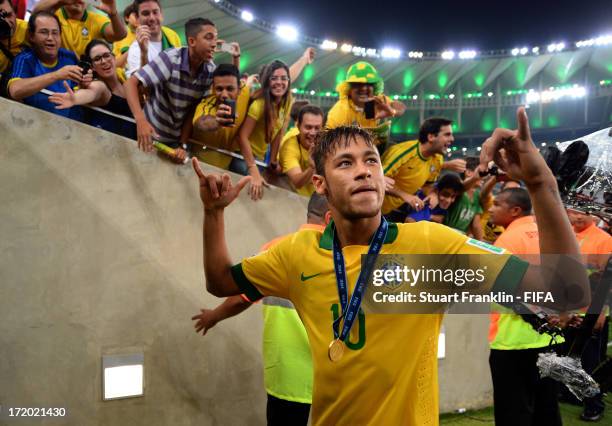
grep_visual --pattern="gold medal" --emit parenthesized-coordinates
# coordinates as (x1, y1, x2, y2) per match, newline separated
(328, 339, 345, 362)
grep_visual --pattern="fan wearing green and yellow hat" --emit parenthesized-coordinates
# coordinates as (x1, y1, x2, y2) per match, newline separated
(327, 61, 406, 149)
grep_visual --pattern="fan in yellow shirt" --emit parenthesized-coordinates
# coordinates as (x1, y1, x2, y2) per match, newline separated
(192, 64, 250, 170)
(33, 0, 127, 58)
(381, 117, 454, 215)
(111, 2, 138, 67)
(0, 1, 27, 73)
(327, 61, 406, 147)
(279, 105, 324, 196)
(236, 49, 316, 201)
(192, 112, 590, 425)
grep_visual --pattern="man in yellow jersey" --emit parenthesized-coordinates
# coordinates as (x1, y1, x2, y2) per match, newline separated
(192, 63, 250, 170)
(280, 100, 309, 150)
(33, 0, 126, 58)
(327, 61, 405, 148)
(191, 107, 589, 425)
(0, 0, 28, 75)
(191, 193, 329, 426)
(279, 105, 324, 196)
(487, 187, 563, 426)
(381, 117, 451, 216)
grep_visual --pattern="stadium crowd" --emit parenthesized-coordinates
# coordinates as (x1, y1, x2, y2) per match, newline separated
(0, 1, 610, 425)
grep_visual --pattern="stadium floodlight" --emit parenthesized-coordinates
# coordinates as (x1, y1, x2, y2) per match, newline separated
(449, 93, 455, 99)
(352, 46, 367, 56)
(487, 92, 493, 97)
(441, 50, 455, 60)
(412, 95, 418, 100)
(408, 51, 423, 58)
(576, 35, 612, 47)
(309, 90, 315, 95)
(526, 89, 540, 104)
(477, 147, 482, 152)
(240, 10, 254, 22)
(366, 48, 378, 57)
(595, 34, 612, 46)
(381, 47, 401, 59)
(340, 43, 352, 53)
(547, 42, 565, 53)
(526, 84, 587, 104)
(321, 40, 337, 50)
(276, 24, 298, 42)
(458, 50, 476, 59)
(291, 88, 298, 94)
(532, 46, 540, 54)
(519, 47, 528, 55)
(213, 0, 220, 2)
(511, 48, 519, 56)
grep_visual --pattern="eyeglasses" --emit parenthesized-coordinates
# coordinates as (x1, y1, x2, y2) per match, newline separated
(91, 52, 114, 64)
(36, 29, 60, 37)
(270, 76, 290, 82)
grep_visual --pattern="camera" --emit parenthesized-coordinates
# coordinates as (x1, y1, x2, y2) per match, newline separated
(541, 130, 612, 223)
(0, 9, 12, 40)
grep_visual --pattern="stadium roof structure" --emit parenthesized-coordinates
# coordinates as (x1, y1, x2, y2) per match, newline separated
(117, 0, 612, 141)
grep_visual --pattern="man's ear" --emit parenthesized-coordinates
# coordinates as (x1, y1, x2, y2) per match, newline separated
(324, 210, 332, 225)
(187, 36, 196, 48)
(511, 206, 523, 218)
(312, 173, 327, 196)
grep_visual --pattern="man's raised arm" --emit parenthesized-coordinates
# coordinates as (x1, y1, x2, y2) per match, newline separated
(192, 158, 251, 297)
(480, 107, 590, 310)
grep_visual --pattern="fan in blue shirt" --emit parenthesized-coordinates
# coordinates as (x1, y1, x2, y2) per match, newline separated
(8, 11, 88, 121)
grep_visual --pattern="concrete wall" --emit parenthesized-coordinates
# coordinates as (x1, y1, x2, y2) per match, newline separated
(0, 98, 491, 425)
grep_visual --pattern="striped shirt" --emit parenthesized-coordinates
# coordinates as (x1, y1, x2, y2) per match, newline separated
(134, 47, 214, 143)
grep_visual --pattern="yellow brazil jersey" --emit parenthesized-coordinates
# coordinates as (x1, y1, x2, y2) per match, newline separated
(381, 140, 444, 214)
(279, 133, 314, 197)
(231, 220, 527, 426)
(1, 19, 28, 73)
(481, 194, 504, 243)
(326, 97, 392, 145)
(280, 126, 300, 150)
(56, 8, 111, 58)
(112, 25, 135, 57)
(247, 97, 291, 160)
(192, 84, 250, 169)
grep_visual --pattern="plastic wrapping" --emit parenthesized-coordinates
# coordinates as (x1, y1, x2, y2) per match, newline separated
(537, 352, 600, 400)
(553, 127, 612, 220)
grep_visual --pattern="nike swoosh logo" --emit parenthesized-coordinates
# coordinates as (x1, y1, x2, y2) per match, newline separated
(300, 272, 321, 282)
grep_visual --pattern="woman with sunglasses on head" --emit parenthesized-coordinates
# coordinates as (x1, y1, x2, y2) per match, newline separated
(48, 39, 136, 139)
(234, 48, 315, 200)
